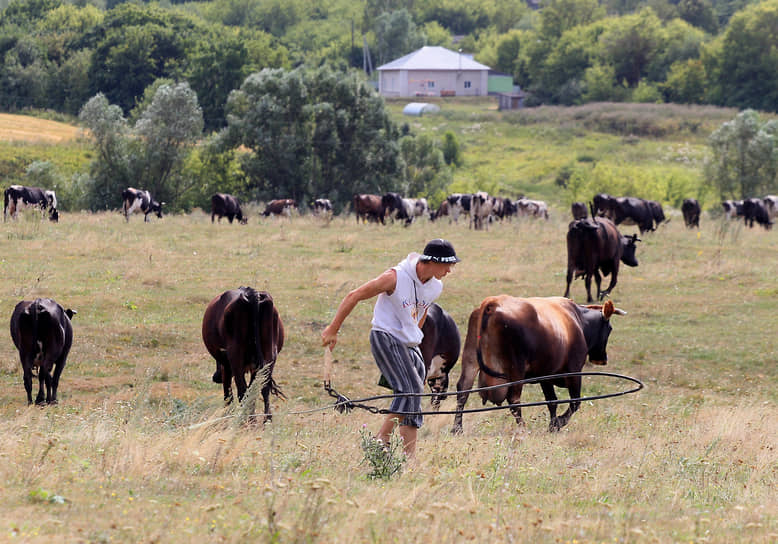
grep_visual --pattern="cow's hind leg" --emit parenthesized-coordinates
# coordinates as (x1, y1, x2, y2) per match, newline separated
(508, 385, 526, 427)
(36, 370, 48, 405)
(540, 381, 563, 431)
(23, 367, 34, 405)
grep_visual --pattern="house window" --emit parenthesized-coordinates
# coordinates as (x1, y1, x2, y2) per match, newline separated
(464, 81, 471, 89)
(427, 81, 435, 88)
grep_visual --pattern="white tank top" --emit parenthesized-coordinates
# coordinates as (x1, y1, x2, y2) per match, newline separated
(371, 253, 443, 346)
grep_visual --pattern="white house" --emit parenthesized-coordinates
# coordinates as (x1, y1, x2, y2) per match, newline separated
(376, 46, 491, 98)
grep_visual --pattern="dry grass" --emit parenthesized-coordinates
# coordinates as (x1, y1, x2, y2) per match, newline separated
(0, 209, 776, 543)
(0, 113, 81, 144)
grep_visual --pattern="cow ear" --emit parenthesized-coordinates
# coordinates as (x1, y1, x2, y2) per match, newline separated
(65, 309, 77, 320)
(602, 300, 614, 320)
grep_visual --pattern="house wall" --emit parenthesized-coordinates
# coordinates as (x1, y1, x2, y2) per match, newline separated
(379, 69, 488, 97)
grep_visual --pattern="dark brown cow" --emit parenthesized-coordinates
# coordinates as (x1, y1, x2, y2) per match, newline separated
(202, 287, 285, 422)
(681, 198, 701, 228)
(419, 303, 461, 410)
(564, 217, 640, 303)
(262, 199, 297, 217)
(352, 193, 384, 223)
(430, 199, 450, 221)
(211, 193, 246, 224)
(451, 296, 624, 434)
(10, 298, 76, 405)
(571, 201, 588, 220)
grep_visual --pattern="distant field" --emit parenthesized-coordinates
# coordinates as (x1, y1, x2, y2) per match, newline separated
(0, 210, 775, 543)
(0, 113, 81, 143)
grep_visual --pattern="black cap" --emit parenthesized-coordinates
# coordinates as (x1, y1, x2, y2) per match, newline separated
(419, 239, 460, 263)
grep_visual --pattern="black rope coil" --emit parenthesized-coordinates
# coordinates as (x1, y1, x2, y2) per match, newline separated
(321, 371, 644, 416)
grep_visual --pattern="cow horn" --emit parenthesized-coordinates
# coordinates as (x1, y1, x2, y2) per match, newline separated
(602, 300, 614, 320)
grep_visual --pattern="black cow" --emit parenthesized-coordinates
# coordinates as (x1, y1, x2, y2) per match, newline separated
(564, 217, 640, 303)
(647, 200, 666, 229)
(4, 185, 58, 222)
(571, 201, 588, 220)
(452, 297, 625, 434)
(353, 194, 384, 224)
(419, 303, 461, 410)
(601, 196, 655, 234)
(122, 188, 163, 222)
(592, 193, 613, 217)
(10, 298, 76, 405)
(262, 199, 297, 217)
(381, 192, 412, 225)
(202, 287, 285, 422)
(742, 198, 773, 229)
(211, 193, 246, 224)
(681, 198, 701, 228)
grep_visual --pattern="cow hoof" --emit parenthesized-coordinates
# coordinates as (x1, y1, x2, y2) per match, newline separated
(451, 425, 463, 435)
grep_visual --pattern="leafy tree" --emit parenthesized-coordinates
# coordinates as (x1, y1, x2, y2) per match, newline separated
(0, 0, 62, 28)
(677, 0, 718, 32)
(442, 131, 462, 167)
(223, 66, 402, 209)
(78, 93, 132, 210)
(538, 0, 605, 42)
(661, 58, 707, 104)
(132, 81, 204, 206)
(705, 109, 778, 199)
(373, 9, 425, 66)
(705, 0, 778, 112)
(399, 133, 451, 198)
(598, 8, 665, 88)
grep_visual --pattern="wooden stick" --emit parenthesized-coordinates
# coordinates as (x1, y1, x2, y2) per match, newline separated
(323, 347, 334, 385)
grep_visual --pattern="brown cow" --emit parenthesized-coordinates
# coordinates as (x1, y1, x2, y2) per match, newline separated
(452, 296, 624, 434)
(352, 193, 384, 223)
(202, 287, 285, 422)
(571, 201, 588, 220)
(262, 199, 297, 218)
(681, 198, 701, 228)
(10, 298, 76, 405)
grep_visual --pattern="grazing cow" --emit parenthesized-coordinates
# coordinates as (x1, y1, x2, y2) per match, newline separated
(564, 217, 640, 303)
(202, 287, 285, 422)
(10, 298, 76, 405)
(764, 195, 778, 221)
(502, 197, 518, 220)
(681, 198, 701, 228)
(211, 193, 246, 224)
(741, 197, 773, 229)
(600, 196, 655, 234)
(411, 198, 429, 221)
(430, 199, 450, 221)
(516, 197, 549, 219)
(571, 201, 588, 220)
(311, 198, 333, 218)
(381, 192, 412, 225)
(419, 303, 461, 410)
(470, 191, 493, 230)
(262, 199, 297, 218)
(447, 193, 472, 223)
(451, 296, 625, 434)
(122, 188, 163, 222)
(353, 193, 384, 224)
(4, 185, 58, 222)
(722, 199, 743, 220)
(647, 200, 666, 229)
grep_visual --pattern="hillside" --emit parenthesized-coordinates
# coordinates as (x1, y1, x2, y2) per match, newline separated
(0, 113, 81, 144)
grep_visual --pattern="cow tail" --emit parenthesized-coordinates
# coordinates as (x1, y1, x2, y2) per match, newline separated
(3, 189, 8, 220)
(242, 287, 264, 373)
(476, 303, 509, 380)
(30, 299, 42, 377)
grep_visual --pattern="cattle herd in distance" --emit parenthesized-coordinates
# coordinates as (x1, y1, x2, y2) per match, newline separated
(3, 184, 777, 431)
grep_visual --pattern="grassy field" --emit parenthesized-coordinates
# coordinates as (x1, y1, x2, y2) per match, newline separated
(0, 208, 775, 543)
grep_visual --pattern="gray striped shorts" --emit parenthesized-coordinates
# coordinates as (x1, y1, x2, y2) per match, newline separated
(369, 329, 426, 428)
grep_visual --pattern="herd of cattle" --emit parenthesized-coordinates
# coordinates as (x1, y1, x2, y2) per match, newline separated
(4, 183, 777, 432)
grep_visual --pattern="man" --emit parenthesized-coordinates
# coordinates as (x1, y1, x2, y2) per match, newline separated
(321, 239, 460, 458)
